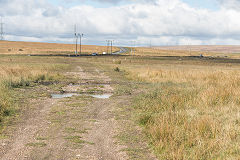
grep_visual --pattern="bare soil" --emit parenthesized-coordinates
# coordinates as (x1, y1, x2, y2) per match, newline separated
(0, 61, 156, 160)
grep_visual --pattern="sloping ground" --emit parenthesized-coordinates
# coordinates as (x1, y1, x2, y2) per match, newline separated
(0, 41, 118, 55)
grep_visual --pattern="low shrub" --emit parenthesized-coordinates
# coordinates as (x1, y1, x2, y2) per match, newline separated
(114, 67, 120, 72)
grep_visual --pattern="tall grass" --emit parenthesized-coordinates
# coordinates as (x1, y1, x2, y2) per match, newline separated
(127, 65, 240, 159)
(0, 63, 68, 127)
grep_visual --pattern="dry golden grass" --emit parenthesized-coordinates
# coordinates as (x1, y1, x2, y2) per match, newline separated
(0, 56, 68, 126)
(132, 47, 197, 56)
(0, 41, 118, 55)
(121, 58, 240, 159)
(156, 45, 240, 54)
(132, 46, 240, 59)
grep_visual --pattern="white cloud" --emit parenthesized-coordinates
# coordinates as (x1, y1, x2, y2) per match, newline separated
(63, 0, 158, 4)
(1, 0, 240, 45)
(218, 0, 240, 9)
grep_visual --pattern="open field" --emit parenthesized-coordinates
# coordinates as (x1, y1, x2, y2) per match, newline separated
(156, 45, 240, 54)
(0, 44, 240, 159)
(133, 45, 240, 59)
(90, 55, 240, 159)
(0, 41, 119, 55)
(120, 58, 240, 159)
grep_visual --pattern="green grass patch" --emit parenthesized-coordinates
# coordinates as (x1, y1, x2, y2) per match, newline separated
(64, 136, 85, 144)
(64, 127, 88, 134)
(26, 142, 47, 147)
(36, 137, 48, 141)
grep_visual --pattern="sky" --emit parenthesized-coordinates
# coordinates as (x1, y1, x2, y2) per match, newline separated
(1, 0, 240, 46)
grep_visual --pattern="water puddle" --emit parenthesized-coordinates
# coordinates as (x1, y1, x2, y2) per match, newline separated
(51, 93, 77, 99)
(90, 94, 112, 99)
(51, 93, 112, 99)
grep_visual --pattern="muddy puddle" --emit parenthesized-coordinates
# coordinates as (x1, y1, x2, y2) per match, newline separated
(90, 94, 112, 99)
(51, 93, 77, 99)
(51, 93, 112, 99)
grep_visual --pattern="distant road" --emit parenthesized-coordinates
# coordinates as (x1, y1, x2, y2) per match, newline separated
(112, 47, 128, 55)
(28, 47, 129, 57)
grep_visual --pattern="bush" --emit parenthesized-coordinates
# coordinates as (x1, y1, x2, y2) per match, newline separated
(114, 67, 120, 72)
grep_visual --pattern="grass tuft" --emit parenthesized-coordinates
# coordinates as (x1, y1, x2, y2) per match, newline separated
(114, 67, 120, 72)
(26, 142, 47, 147)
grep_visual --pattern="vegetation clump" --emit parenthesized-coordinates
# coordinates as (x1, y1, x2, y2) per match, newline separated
(114, 67, 120, 72)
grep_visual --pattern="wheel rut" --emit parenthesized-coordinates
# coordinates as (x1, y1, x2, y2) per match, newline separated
(0, 63, 129, 160)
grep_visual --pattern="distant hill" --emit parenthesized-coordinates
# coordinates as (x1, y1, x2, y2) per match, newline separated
(0, 41, 118, 55)
(154, 45, 240, 54)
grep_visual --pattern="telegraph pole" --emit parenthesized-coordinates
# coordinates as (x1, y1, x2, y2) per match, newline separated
(74, 24, 78, 56)
(0, 17, 4, 41)
(106, 40, 114, 54)
(111, 40, 114, 54)
(79, 33, 83, 55)
(75, 36, 78, 56)
(106, 40, 110, 54)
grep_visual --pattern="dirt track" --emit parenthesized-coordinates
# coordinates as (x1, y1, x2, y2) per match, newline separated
(0, 62, 156, 160)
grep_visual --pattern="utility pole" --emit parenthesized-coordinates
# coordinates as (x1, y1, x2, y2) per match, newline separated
(111, 40, 114, 54)
(74, 24, 78, 56)
(106, 40, 114, 54)
(79, 33, 83, 55)
(0, 17, 4, 41)
(106, 40, 108, 54)
(106, 40, 110, 54)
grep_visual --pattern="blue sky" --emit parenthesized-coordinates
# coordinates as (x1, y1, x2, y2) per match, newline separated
(182, 0, 219, 10)
(48, 0, 220, 10)
(48, 0, 128, 8)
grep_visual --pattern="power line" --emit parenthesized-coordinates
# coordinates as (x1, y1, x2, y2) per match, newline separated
(111, 40, 114, 54)
(106, 40, 114, 54)
(106, 40, 110, 54)
(0, 17, 4, 41)
(74, 24, 78, 56)
(74, 24, 84, 56)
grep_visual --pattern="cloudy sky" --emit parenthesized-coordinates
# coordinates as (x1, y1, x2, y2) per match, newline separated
(1, 0, 240, 46)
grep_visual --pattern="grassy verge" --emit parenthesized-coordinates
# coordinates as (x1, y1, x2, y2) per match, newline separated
(0, 56, 69, 132)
